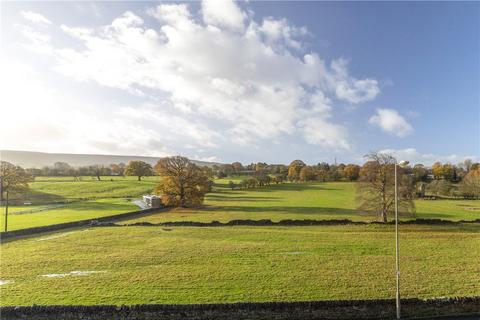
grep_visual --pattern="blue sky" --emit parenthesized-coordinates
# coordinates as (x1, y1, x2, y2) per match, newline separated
(0, 1, 478, 165)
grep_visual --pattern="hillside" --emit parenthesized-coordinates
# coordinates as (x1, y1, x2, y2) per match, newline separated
(0, 150, 221, 168)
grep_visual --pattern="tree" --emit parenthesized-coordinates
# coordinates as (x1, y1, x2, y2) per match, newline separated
(154, 156, 211, 207)
(287, 160, 306, 182)
(1, 161, 32, 231)
(53, 162, 71, 176)
(110, 163, 124, 176)
(441, 164, 455, 182)
(125, 161, 153, 181)
(356, 152, 415, 223)
(428, 179, 453, 197)
(432, 162, 443, 180)
(412, 164, 428, 182)
(459, 168, 480, 199)
(89, 165, 103, 181)
(299, 166, 315, 182)
(228, 180, 236, 190)
(343, 164, 360, 181)
(272, 174, 285, 184)
(232, 162, 244, 173)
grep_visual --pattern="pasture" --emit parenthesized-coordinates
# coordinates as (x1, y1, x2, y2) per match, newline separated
(1, 177, 479, 231)
(127, 180, 480, 224)
(1, 224, 479, 306)
(0, 176, 160, 231)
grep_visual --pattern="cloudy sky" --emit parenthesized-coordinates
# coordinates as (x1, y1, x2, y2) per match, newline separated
(0, 1, 478, 165)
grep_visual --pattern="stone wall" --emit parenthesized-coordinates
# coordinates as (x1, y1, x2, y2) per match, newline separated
(1, 297, 479, 320)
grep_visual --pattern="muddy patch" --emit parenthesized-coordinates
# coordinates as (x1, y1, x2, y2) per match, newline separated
(0, 280, 13, 286)
(40, 270, 106, 278)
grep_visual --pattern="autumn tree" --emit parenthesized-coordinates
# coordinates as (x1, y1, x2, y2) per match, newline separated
(299, 166, 316, 182)
(459, 168, 480, 199)
(1, 161, 32, 231)
(232, 162, 244, 173)
(110, 163, 124, 176)
(154, 156, 211, 207)
(343, 164, 360, 181)
(287, 160, 306, 182)
(356, 152, 415, 223)
(432, 162, 443, 180)
(125, 161, 153, 181)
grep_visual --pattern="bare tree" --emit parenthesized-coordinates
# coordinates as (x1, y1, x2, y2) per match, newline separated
(356, 152, 415, 222)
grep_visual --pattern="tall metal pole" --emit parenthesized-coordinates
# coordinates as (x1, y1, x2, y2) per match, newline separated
(395, 163, 401, 319)
(4, 191, 8, 232)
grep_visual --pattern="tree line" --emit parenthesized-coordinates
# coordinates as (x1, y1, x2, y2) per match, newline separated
(1, 154, 479, 229)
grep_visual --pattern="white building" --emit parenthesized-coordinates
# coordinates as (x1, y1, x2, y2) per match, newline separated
(142, 195, 162, 208)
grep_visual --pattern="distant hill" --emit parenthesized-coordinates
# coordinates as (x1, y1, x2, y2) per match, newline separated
(0, 150, 221, 168)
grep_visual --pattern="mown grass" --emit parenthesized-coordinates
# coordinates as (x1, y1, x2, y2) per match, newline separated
(0, 198, 139, 231)
(1, 224, 479, 306)
(1, 176, 159, 231)
(126, 181, 480, 225)
(2, 179, 479, 231)
(17, 176, 160, 204)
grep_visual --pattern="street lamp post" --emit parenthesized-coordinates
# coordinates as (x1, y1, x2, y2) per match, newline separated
(395, 160, 409, 320)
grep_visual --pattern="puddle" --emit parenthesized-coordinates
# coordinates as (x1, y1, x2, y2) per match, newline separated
(0, 280, 13, 286)
(36, 232, 75, 242)
(40, 270, 106, 278)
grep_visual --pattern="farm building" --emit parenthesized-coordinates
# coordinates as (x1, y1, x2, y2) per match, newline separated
(142, 195, 162, 208)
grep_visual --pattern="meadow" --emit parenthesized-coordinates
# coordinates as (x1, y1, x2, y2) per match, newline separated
(1, 176, 479, 306)
(1, 224, 479, 306)
(2, 177, 479, 231)
(127, 179, 480, 225)
(0, 176, 160, 231)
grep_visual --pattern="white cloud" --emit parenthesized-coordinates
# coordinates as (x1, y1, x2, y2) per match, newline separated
(21, 10, 52, 25)
(15, 24, 53, 54)
(202, 0, 246, 31)
(369, 108, 413, 137)
(299, 117, 350, 150)
(378, 148, 479, 166)
(12, 1, 381, 155)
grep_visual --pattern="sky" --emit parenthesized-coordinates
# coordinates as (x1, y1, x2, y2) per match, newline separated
(0, 1, 478, 165)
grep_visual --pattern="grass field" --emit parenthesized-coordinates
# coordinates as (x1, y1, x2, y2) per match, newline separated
(0, 199, 139, 231)
(1, 178, 479, 231)
(1, 224, 479, 306)
(1, 176, 160, 231)
(125, 180, 480, 225)
(16, 176, 160, 204)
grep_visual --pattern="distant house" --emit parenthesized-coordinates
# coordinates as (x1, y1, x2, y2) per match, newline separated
(142, 195, 162, 208)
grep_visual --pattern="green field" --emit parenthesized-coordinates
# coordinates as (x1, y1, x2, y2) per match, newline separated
(1, 176, 160, 231)
(1, 224, 479, 306)
(126, 180, 480, 225)
(0, 199, 139, 231)
(2, 178, 479, 231)
(16, 176, 160, 204)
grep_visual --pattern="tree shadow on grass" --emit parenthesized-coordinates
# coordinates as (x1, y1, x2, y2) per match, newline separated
(213, 183, 344, 195)
(200, 204, 417, 220)
(6, 190, 66, 206)
(207, 194, 281, 202)
(202, 205, 366, 218)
